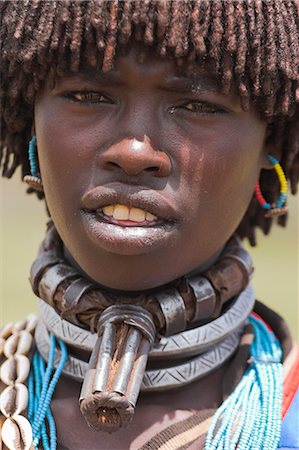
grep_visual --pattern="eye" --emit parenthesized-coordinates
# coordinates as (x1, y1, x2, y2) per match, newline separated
(170, 101, 227, 116)
(63, 91, 114, 104)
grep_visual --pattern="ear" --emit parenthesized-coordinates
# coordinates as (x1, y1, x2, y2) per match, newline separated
(31, 123, 36, 138)
(260, 124, 283, 169)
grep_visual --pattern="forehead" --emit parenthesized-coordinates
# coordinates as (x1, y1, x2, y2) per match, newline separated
(51, 44, 242, 110)
(56, 44, 224, 93)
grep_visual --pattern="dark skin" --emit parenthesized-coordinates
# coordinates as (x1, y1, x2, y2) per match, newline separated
(51, 366, 226, 449)
(34, 45, 274, 448)
(35, 45, 271, 292)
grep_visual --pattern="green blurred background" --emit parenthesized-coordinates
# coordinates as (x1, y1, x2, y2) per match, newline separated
(1, 171, 298, 340)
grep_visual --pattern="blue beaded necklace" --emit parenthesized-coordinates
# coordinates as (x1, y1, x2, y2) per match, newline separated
(28, 314, 283, 450)
(205, 314, 283, 450)
(28, 335, 67, 450)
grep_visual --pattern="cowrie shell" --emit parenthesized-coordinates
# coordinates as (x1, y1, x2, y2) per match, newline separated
(0, 384, 28, 418)
(0, 355, 30, 385)
(25, 314, 38, 334)
(0, 323, 13, 340)
(0, 414, 6, 449)
(1, 415, 32, 450)
(0, 337, 5, 357)
(12, 320, 27, 333)
(4, 332, 33, 358)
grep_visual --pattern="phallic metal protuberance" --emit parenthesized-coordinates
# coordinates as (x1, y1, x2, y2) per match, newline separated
(79, 304, 156, 433)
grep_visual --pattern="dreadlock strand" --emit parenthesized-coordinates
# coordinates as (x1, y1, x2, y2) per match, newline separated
(234, 1, 250, 110)
(157, 0, 171, 56)
(263, 1, 281, 116)
(279, 79, 293, 116)
(22, 0, 42, 47)
(36, 2, 57, 66)
(21, 1, 51, 67)
(166, 1, 189, 57)
(286, 116, 299, 195)
(273, 0, 292, 80)
(289, 153, 299, 195)
(177, 0, 192, 57)
(50, 1, 65, 51)
(190, 0, 211, 56)
(166, 0, 181, 53)
(0, 3, 19, 55)
(102, 1, 119, 72)
(139, 0, 150, 25)
(251, 0, 264, 97)
(209, 0, 224, 70)
(70, 2, 85, 72)
(13, 0, 30, 40)
(132, 0, 141, 25)
(80, 1, 98, 70)
(119, 0, 133, 46)
(156, 0, 168, 39)
(283, 0, 299, 79)
(56, 2, 74, 76)
(144, 2, 156, 46)
(90, 0, 105, 53)
(220, 0, 235, 94)
(264, 0, 277, 74)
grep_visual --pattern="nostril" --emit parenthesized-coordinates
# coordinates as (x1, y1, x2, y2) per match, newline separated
(145, 167, 160, 172)
(108, 162, 121, 169)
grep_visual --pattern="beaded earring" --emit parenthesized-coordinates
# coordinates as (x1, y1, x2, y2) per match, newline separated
(23, 135, 44, 192)
(255, 154, 288, 218)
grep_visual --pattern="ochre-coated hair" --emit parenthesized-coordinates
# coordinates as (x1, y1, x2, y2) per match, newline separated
(1, 0, 298, 245)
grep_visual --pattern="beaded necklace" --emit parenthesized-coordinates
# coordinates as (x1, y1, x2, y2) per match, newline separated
(0, 312, 282, 450)
(28, 335, 67, 450)
(42, 313, 282, 450)
(205, 314, 283, 450)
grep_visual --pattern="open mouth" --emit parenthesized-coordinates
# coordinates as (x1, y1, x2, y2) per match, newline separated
(86, 204, 168, 227)
(79, 186, 179, 254)
(81, 204, 177, 255)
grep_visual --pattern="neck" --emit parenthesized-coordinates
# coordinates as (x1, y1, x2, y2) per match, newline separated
(63, 244, 225, 297)
(31, 221, 255, 433)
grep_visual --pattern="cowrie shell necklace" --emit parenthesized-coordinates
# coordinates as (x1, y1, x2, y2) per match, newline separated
(0, 315, 37, 450)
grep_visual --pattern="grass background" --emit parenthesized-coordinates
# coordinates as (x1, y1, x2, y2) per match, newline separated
(1, 170, 298, 341)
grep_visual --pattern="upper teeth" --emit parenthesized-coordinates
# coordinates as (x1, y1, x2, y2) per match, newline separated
(101, 204, 158, 222)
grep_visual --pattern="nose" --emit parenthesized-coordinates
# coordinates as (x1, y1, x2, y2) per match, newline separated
(99, 137, 171, 177)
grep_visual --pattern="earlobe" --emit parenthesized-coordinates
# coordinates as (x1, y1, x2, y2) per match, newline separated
(261, 126, 282, 169)
(31, 123, 36, 138)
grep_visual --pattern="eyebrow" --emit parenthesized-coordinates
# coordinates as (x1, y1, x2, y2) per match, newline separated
(69, 69, 123, 86)
(161, 75, 221, 95)
(63, 70, 221, 94)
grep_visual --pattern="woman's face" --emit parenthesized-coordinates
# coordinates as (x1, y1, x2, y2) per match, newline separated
(35, 45, 269, 291)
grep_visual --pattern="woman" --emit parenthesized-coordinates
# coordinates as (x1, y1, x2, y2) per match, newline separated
(0, 1, 298, 449)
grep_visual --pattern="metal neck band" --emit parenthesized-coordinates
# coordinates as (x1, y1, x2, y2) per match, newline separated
(31, 222, 254, 432)
(35, 285, 254, 431)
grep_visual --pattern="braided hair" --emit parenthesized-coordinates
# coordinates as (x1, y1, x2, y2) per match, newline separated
(1, 0, 298, 244)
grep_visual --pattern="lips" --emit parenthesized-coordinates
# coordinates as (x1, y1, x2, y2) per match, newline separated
(80, 184, 178, 225)
(79, 184, 179, 255)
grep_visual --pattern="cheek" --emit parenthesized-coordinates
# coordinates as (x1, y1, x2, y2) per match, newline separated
(34, 103, 106, 217)
(179, 120, 266, 228)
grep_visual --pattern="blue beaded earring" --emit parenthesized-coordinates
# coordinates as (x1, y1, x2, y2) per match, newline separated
(23, 135, 44, 192)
